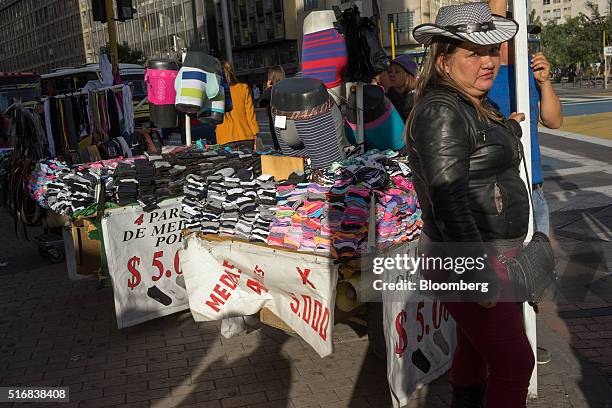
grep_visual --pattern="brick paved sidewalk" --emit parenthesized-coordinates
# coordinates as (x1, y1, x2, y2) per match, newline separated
(1, 214, 611, 407)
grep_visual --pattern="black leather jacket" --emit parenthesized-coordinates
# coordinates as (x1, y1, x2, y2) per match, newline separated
(407, 86, 529, 243)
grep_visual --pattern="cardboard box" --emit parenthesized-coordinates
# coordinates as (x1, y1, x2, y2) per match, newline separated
(260, 155, 304, 181)
(260, 307, 295, 333)
(70, 218, 102, 277)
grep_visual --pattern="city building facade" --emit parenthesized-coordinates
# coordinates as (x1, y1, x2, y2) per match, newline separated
(85, 0, 207, 64)
(530, 0, 610, 24)
(1, 0, 470, 77)
(207, 0, 299, 81)
(0, 0, 87, 73)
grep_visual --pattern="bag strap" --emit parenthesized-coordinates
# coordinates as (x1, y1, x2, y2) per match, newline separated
(516, 140, 539, 233)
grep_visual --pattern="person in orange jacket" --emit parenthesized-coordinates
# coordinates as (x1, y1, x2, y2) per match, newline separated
(215, 61, 260, 147)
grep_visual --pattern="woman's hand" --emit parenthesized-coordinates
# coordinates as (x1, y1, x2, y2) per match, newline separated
(509, 112, 525, 122)
(478, 300, 497, 309)
(531, 52, 552, 84)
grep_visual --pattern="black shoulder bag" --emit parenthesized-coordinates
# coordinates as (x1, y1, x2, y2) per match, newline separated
(498, 136, 557, 304)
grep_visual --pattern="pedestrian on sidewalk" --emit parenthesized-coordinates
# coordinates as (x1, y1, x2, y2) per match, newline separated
(252, 83, 261, 100)
(487, 1, 563, 239)
(386, 54, 418, 122)
(258, 66, 286, 151)
(215, 61, 260, 149)
(487, 0, 563, 369)
(408, 3, 534, 407)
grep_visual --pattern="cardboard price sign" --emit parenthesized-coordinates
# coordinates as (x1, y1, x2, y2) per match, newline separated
(180, 235, 338, 357)
(382, 240, 457, 407)
(102, 198, 189, 328)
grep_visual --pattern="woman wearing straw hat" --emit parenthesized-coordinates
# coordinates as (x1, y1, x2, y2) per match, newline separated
(407, 3, 533, 407)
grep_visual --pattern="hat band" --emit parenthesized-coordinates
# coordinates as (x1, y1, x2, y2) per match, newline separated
(445, 21, 496, 35)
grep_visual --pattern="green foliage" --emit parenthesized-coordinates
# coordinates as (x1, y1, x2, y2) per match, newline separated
(540, 6, 611, 71)
(99, 42, 145, 65)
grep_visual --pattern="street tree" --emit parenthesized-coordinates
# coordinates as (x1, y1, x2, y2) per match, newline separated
(99, 42, 145, 65)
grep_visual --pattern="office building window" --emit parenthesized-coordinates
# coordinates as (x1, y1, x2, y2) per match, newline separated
(543, 0, 550, 4)
(304, 0, 319, 11)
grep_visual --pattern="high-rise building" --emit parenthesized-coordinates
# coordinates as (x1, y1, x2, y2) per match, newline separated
(373, 0, 463, 52)
(84, 1, 301, 82)
(207, 0, 299, 82)
(1, 0, 468, 77)
(530, 0, 610, 24)
(84, 0, 208, 64)
(0, 0, 87, 73)
(309, 0, 463, 54)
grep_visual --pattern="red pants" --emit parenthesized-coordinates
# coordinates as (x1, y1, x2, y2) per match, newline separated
(444, 247, 535, 408)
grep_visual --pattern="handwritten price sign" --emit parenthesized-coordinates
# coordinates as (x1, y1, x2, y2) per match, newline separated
(380, 240, 456, 408)
(102, 198, 189, 328)
(394, 299, 450, 358)
(127, 250, 182, 290)
(180, 235, 338, 357)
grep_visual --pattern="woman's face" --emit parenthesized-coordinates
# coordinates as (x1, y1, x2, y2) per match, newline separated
(388, 63, 411, 90)
(440, 42, 500, 98)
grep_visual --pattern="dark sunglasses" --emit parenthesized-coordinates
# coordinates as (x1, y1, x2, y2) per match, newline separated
(446, 22, 495, 34)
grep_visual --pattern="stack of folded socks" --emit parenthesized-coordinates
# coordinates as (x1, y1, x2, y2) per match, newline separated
(182, 174, 208, 232)
(28, 160, 70, 208)
(114, 161, 138, 206)
(374, 175, 422, 249)
(263, 149, 423, 258)
(332, 184, 371, 259)
(168, 164, 187, 196)
(267, 182, 334, 254)
(152, 159, 172, 200)
(135, 159, 157, 211)
(46, 167, 75, 215)
(249, 174, 276, 243)
(69, 169, 101, 213)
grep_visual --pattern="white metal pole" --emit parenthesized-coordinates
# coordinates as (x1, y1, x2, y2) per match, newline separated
(185, 115, 192, 146)
(513, 0, 538, 399)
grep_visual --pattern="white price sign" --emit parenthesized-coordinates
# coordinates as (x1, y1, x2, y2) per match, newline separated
(180, 235, 338, 357)
(102, 198, 189, 328)
(382, 241, 457, 407)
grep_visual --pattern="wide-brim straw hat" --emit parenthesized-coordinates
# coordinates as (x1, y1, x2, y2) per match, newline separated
(412, 2, 518, 46)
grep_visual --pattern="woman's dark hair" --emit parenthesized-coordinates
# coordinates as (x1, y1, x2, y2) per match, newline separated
(266, 66, 285, 87)
(412, 36, 502, 123)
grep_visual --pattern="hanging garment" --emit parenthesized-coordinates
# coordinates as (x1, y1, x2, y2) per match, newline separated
(63, 96, 78, 149)
(122, 85, 135, 135)
(301, 28, 348, 89)
(106, 89, 121, 139)
(271, 77, 347, 169)
(333, 5, 389, 82)
(43, 99, 56, 157)
(345, 84, 405, 151)
(175, 51, 222, 114)
(197, 74, 225, 125)
(146, 59, 179, 128)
